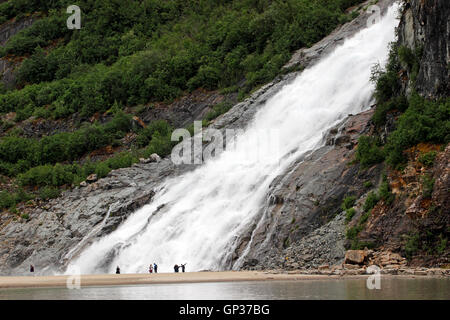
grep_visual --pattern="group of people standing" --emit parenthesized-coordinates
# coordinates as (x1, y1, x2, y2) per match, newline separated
(116, 262, 196, 274)
(148, 263, 158, 273)
(173, 263, 186, 273)
(31, 262, 187, 275)
(115, 263, 158, 274)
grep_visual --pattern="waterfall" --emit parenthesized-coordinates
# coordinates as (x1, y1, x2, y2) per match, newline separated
(67, 4, 399, 274)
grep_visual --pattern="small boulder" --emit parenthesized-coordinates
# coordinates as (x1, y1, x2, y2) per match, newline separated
(149, 153, 161, 163)
(343, 263, 360, 270)
(79, 181, 88, 187)
(86, 173, 98, 183)
(139, 158, 151, 164)
(344, 250, 367, 265)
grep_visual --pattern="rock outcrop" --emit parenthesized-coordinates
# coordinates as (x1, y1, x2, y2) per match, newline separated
(344, 250, 369, 265)
(0, 16, 37, 88)
(397, 0, 450, 98)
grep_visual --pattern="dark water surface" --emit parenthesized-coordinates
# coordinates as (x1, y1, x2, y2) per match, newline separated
(0, 278, 449, 300)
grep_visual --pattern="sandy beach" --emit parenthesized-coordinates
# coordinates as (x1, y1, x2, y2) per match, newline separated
(0, 271, 380, 289)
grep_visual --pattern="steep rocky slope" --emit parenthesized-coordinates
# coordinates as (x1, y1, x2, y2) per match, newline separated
(1, 0, 448, 275)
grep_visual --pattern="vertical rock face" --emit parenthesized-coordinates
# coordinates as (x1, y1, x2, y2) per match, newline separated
(0, 16, 37, 88)
(397, 0, 450, 98)
(0, 17, 35, 46)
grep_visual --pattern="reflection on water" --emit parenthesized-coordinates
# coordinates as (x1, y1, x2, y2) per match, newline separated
(0, 278, 449, 300)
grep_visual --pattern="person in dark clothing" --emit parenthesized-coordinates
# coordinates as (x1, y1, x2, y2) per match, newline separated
(181, 263, 186, 273)
(116, 266, 120, 274)
(153, 263, 158, 273)
(30, 265, 34, 273)
(174, 264, 179, 273)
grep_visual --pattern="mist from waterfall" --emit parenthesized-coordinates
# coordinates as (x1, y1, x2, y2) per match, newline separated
(66, 4, 399, 274)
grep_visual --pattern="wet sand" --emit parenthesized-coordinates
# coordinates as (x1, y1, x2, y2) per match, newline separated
(0, 271, 377, 289)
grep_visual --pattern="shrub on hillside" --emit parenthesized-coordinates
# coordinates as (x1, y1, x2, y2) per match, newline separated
(355, 136, 385, 168)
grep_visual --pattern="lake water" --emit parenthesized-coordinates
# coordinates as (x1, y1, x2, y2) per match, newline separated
(0, 278, 449, 300)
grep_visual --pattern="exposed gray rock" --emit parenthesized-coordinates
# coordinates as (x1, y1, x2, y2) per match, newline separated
(149, 153, 161, 163)
(0, 159, 191, 275)
(0, 16, 37, 88)
(0, 16, 36, 46)
(397, 0, 450, 98)
(86, 174, 98, 183)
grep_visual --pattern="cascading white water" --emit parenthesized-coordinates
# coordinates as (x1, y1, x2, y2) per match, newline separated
(67, 4, 399, 274)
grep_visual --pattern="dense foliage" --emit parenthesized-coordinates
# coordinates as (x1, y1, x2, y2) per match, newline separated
(0, 0, 364, 119)
(356, 44, 450, 169)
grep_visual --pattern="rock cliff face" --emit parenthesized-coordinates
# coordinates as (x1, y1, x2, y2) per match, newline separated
(397, 0, 449, 98)
(0, 16, 37, 88)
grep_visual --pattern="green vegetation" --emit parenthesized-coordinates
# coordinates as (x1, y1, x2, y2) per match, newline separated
(135, 120, 170, 147)
(345, 207, 356, 223)
(20, 213, 30, 220)
(421, 174, 435, 199)
(403, 232, 419, 260)
(39, 186, 61, 200)
(418, 151, 437, 168)
(0, 110, 133, 176)
(345, 176, 395, 245)
(204, 102, 233, 123)
(341, 195, 358, 223)
(350, 240, 375, 250)
(346, 224, 362, 240)
(378, 177, 394, 205)
(355, 136, 384, 168)
(403, 231, 448, 260)
(18, 151, 139, 188)
(363, 181, 373, 188)
(356, 43, 450, 170)
(0, 0, 366, 119)
(384, 95, 449, 168)
(341, 195, 356, 210)
(361, 176, 394, 212)
(372, 95, 408, 127)
(363, 191, 379, 212)
(345, 209, 373, 250)
(437, 234, 448, 255)
(397, 45, 423, 84)
(370, 45, 401, 105)
(0, 188, 33, 211)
